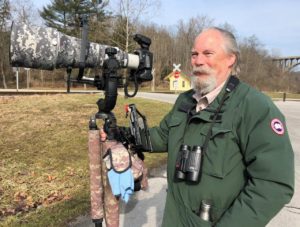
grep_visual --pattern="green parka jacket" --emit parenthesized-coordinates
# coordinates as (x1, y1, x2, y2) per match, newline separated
(149, 78, 294, 227)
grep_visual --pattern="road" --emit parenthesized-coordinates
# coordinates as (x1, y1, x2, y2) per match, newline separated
(266, 101, 300, 227)
(70, 92, 300, 227)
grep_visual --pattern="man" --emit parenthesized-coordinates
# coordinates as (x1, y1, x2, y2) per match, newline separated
(149, 27, 294, 226)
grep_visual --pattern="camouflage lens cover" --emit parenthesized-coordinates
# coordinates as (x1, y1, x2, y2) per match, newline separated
(107, 143, 131, 173)
(104, 142, 147, 188)
(130, 153, 143, 179)
(10, 22, 130, 70)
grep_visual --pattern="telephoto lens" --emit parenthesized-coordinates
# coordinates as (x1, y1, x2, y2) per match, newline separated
(186, 145, 203, 182)
(175, 145, 191, 180)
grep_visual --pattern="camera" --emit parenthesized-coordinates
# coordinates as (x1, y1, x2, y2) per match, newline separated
(10, 22, 153, 110)
(175, 145, 203, 183)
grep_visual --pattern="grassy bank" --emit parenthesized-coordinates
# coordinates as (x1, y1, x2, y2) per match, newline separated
(0, 94, 171, 226)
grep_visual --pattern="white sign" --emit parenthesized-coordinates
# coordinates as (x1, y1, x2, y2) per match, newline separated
(173, 63, 181, 72)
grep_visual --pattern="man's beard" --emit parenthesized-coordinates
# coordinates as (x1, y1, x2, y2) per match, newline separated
(191, 66, 217, 96)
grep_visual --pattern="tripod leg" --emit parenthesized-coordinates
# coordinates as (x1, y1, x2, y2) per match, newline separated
(102, 140, 120, 227)
(88, 128, 104, 225)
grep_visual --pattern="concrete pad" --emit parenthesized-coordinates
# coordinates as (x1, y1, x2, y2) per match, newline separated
(68, 174, 168, 227)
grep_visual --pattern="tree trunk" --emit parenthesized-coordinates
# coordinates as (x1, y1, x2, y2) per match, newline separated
(1, 61, 7, 89)
(125, 4, 129, 52)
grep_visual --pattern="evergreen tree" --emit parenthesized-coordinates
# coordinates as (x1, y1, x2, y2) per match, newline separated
(40, 0, 109, 38)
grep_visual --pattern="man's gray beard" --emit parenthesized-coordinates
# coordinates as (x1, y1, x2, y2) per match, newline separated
(191, 74, 217, 96)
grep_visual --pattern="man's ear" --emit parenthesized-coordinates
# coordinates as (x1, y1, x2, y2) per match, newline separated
(227, 54, 236, 68)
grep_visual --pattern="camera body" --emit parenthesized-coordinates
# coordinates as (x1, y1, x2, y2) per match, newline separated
(175, 145, 203, 183)
(128, 34, 153, 84)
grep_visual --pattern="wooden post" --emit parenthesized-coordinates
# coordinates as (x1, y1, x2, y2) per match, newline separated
(25, 68, 30, 89)
(151, 68, 155, 92)
(16, 67, 19, 91)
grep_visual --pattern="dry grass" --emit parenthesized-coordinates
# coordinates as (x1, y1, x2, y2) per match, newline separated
(0, 94, 171, 226)
(263, 91, 300, 99)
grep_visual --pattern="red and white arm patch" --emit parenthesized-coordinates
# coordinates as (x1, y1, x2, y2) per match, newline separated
(270, 118, 285, 135)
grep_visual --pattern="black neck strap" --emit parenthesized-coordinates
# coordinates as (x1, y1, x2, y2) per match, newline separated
(201, 75, 239, 154)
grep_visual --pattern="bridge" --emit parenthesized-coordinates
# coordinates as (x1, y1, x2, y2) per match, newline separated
(272, 56, 300, 71)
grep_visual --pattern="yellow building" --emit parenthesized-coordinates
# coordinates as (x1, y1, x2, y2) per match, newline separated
(164, 71, 191, 91)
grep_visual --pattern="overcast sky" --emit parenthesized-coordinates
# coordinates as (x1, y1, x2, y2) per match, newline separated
(33, 0, 300, 57)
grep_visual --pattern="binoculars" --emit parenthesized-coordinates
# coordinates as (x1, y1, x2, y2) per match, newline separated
(175, 144, 203, 182)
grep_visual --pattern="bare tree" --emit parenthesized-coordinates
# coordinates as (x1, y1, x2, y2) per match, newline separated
(108, 0, 160, 52)
(239, 35, 267, 86)
(138, 23, 174, 85)
(174, 15, 214, 73)
(135, 15, 214, 86)
(11, 0, 39, 25)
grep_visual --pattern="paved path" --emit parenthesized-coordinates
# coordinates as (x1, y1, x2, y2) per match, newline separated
(267, 101, 300, 227)
(69, 168, 168, 227)
(69, 93, 300, 227)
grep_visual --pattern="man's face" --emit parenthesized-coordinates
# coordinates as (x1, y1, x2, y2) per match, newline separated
(191, 29, 235, 95)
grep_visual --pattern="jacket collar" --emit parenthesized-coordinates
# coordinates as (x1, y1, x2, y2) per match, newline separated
(178, 76, 239, 123)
